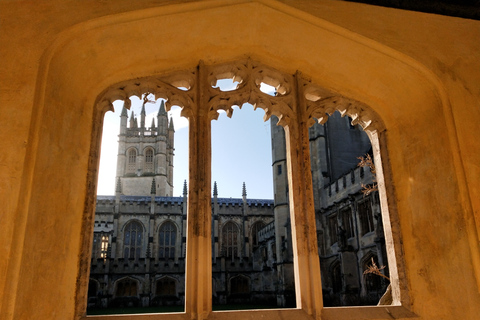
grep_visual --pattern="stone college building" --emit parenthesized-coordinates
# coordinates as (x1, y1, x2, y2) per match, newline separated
(88, 98, 387, 309)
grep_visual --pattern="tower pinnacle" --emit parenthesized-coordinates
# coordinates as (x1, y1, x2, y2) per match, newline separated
(213, 181, 218, 197)
(151, 178, 156, 195)
(183, 180, 188, 197)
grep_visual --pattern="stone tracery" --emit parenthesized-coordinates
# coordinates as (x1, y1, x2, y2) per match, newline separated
(95, 59, 385, 133)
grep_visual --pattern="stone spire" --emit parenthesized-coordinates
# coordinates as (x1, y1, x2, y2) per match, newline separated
(121, 103, 129, 117)
(120, 104, 129, 136)
(115, 177, 122, 194)
(168, 117, 175, 131)
(150, 117, 156, 130)
(213, 181, 218, 197)
(151, 177, 156, 195)
(150, 178, 156, 214)
(242, 182, 247, 201)
(158, 100, 167, 115)
(183, 179, 188, 197)
(157, 100, 168, 135)
(140, 101, 146, 129)
(129, 110, 135, 128)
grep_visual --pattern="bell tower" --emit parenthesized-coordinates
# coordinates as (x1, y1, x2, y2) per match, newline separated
(115, 98, 174, 196)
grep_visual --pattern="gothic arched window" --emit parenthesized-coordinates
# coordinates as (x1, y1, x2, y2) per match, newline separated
(358, 199, 375, 236)
(230, 275, 249, 295)
(222, 222, 239, 258)
(331, 262, 342, 294)
(123, 221, 143, 259)
(144, 148, 154, 173)
(363, 255, 382, 293)
(92, 232, 109, 260)
(155, 277, 176, 296)
(127, 148, 137, 174)
(159, 221, 176, 260)
(115, 278, 138, 297)
(251, 221, 265, 249)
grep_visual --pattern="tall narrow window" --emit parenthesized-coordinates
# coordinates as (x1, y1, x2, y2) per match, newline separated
(123, 221, 143, 259)
(127, 149, 137, 174)
(328, 214, 338, 245)
(222, 222, 239, 258)
(340, 207, 354, 239)
(144, 148, 154, 173)
(159, 221, 176, 260)
(331, 262, 342, 294)
(309, 111, 389, 307)
(358, 199, 375, 236)
(251, 221, 265, 250)
(92, 232, 110, 259)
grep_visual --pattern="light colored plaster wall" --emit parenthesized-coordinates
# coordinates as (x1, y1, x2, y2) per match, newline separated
(0, 1, 479, 319)
(283, 0, 480, 248)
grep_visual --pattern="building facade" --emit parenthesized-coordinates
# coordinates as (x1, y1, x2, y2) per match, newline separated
(88, 103, 387, 309)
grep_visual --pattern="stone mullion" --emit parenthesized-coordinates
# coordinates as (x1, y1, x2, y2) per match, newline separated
(185, 61, 212, 319)
(284, 72, 323, 316)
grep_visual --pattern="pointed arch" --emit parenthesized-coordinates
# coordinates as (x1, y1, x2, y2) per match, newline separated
(229, 275, 250, 295)
(222, 221, 240, 258)
(126, 147, 138, 175)
(144, 146, 155, 173)
(114, 277, 139, 298)
(158, 220, 177, 260)
(122, 220, 144, 260)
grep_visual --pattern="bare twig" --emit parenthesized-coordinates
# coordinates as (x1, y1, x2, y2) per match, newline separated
(363, 257, 390, 281)
(357, 154, 378, 196)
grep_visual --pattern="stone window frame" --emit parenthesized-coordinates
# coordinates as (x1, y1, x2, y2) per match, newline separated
(82, 59, 412, 319)
(158, 220, 177, 260)
(114, 277, 140, 298)
(358, 198, 375, 237)
(122, 220, 144, 260)
(144, 147, 155, 173)
(250, 220, 266, 250)
(126, 147, 138, 174)
(221, 221, 240, 259)
(155, 276, 178, 297)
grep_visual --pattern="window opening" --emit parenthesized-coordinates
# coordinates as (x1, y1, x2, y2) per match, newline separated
(159, 221, 177, 260)
(155, 277, 177, 297)
(211, 101, 296, 310)
(87, 94, 188, 315)
(144, 148, 154, 173)
(309, 111, 390, 306)
(358, 199, 375, 236)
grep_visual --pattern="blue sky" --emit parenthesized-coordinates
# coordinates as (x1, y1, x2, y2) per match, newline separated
(96, 81, 275, 199)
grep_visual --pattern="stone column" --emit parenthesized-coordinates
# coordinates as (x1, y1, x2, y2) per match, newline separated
(184, 61, 212, 319)
(283, 72, 323, 314)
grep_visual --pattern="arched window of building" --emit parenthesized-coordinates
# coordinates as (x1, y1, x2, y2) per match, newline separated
(363, 255, 382, 294)
(88, 279, 98, 299)
(340, 206, 354, 239)
(222, 222, 239, 258)
(127, 148, 137, 174)
(251, 221, 265, 249)
(331, 262, 342, 294)
(115, 278, 138, 297)
(358, 199, 375, 236)
(159, 221, 176, 260)
(230, 275, 249, 295)
(123, 221, 143, 259)
(155, 277, 176, 296)
(92, 232, 110, 260)
(144, 148, 154, 173)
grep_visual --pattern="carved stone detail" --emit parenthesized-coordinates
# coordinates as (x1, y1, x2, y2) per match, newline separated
(95, 59, 385, 133)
